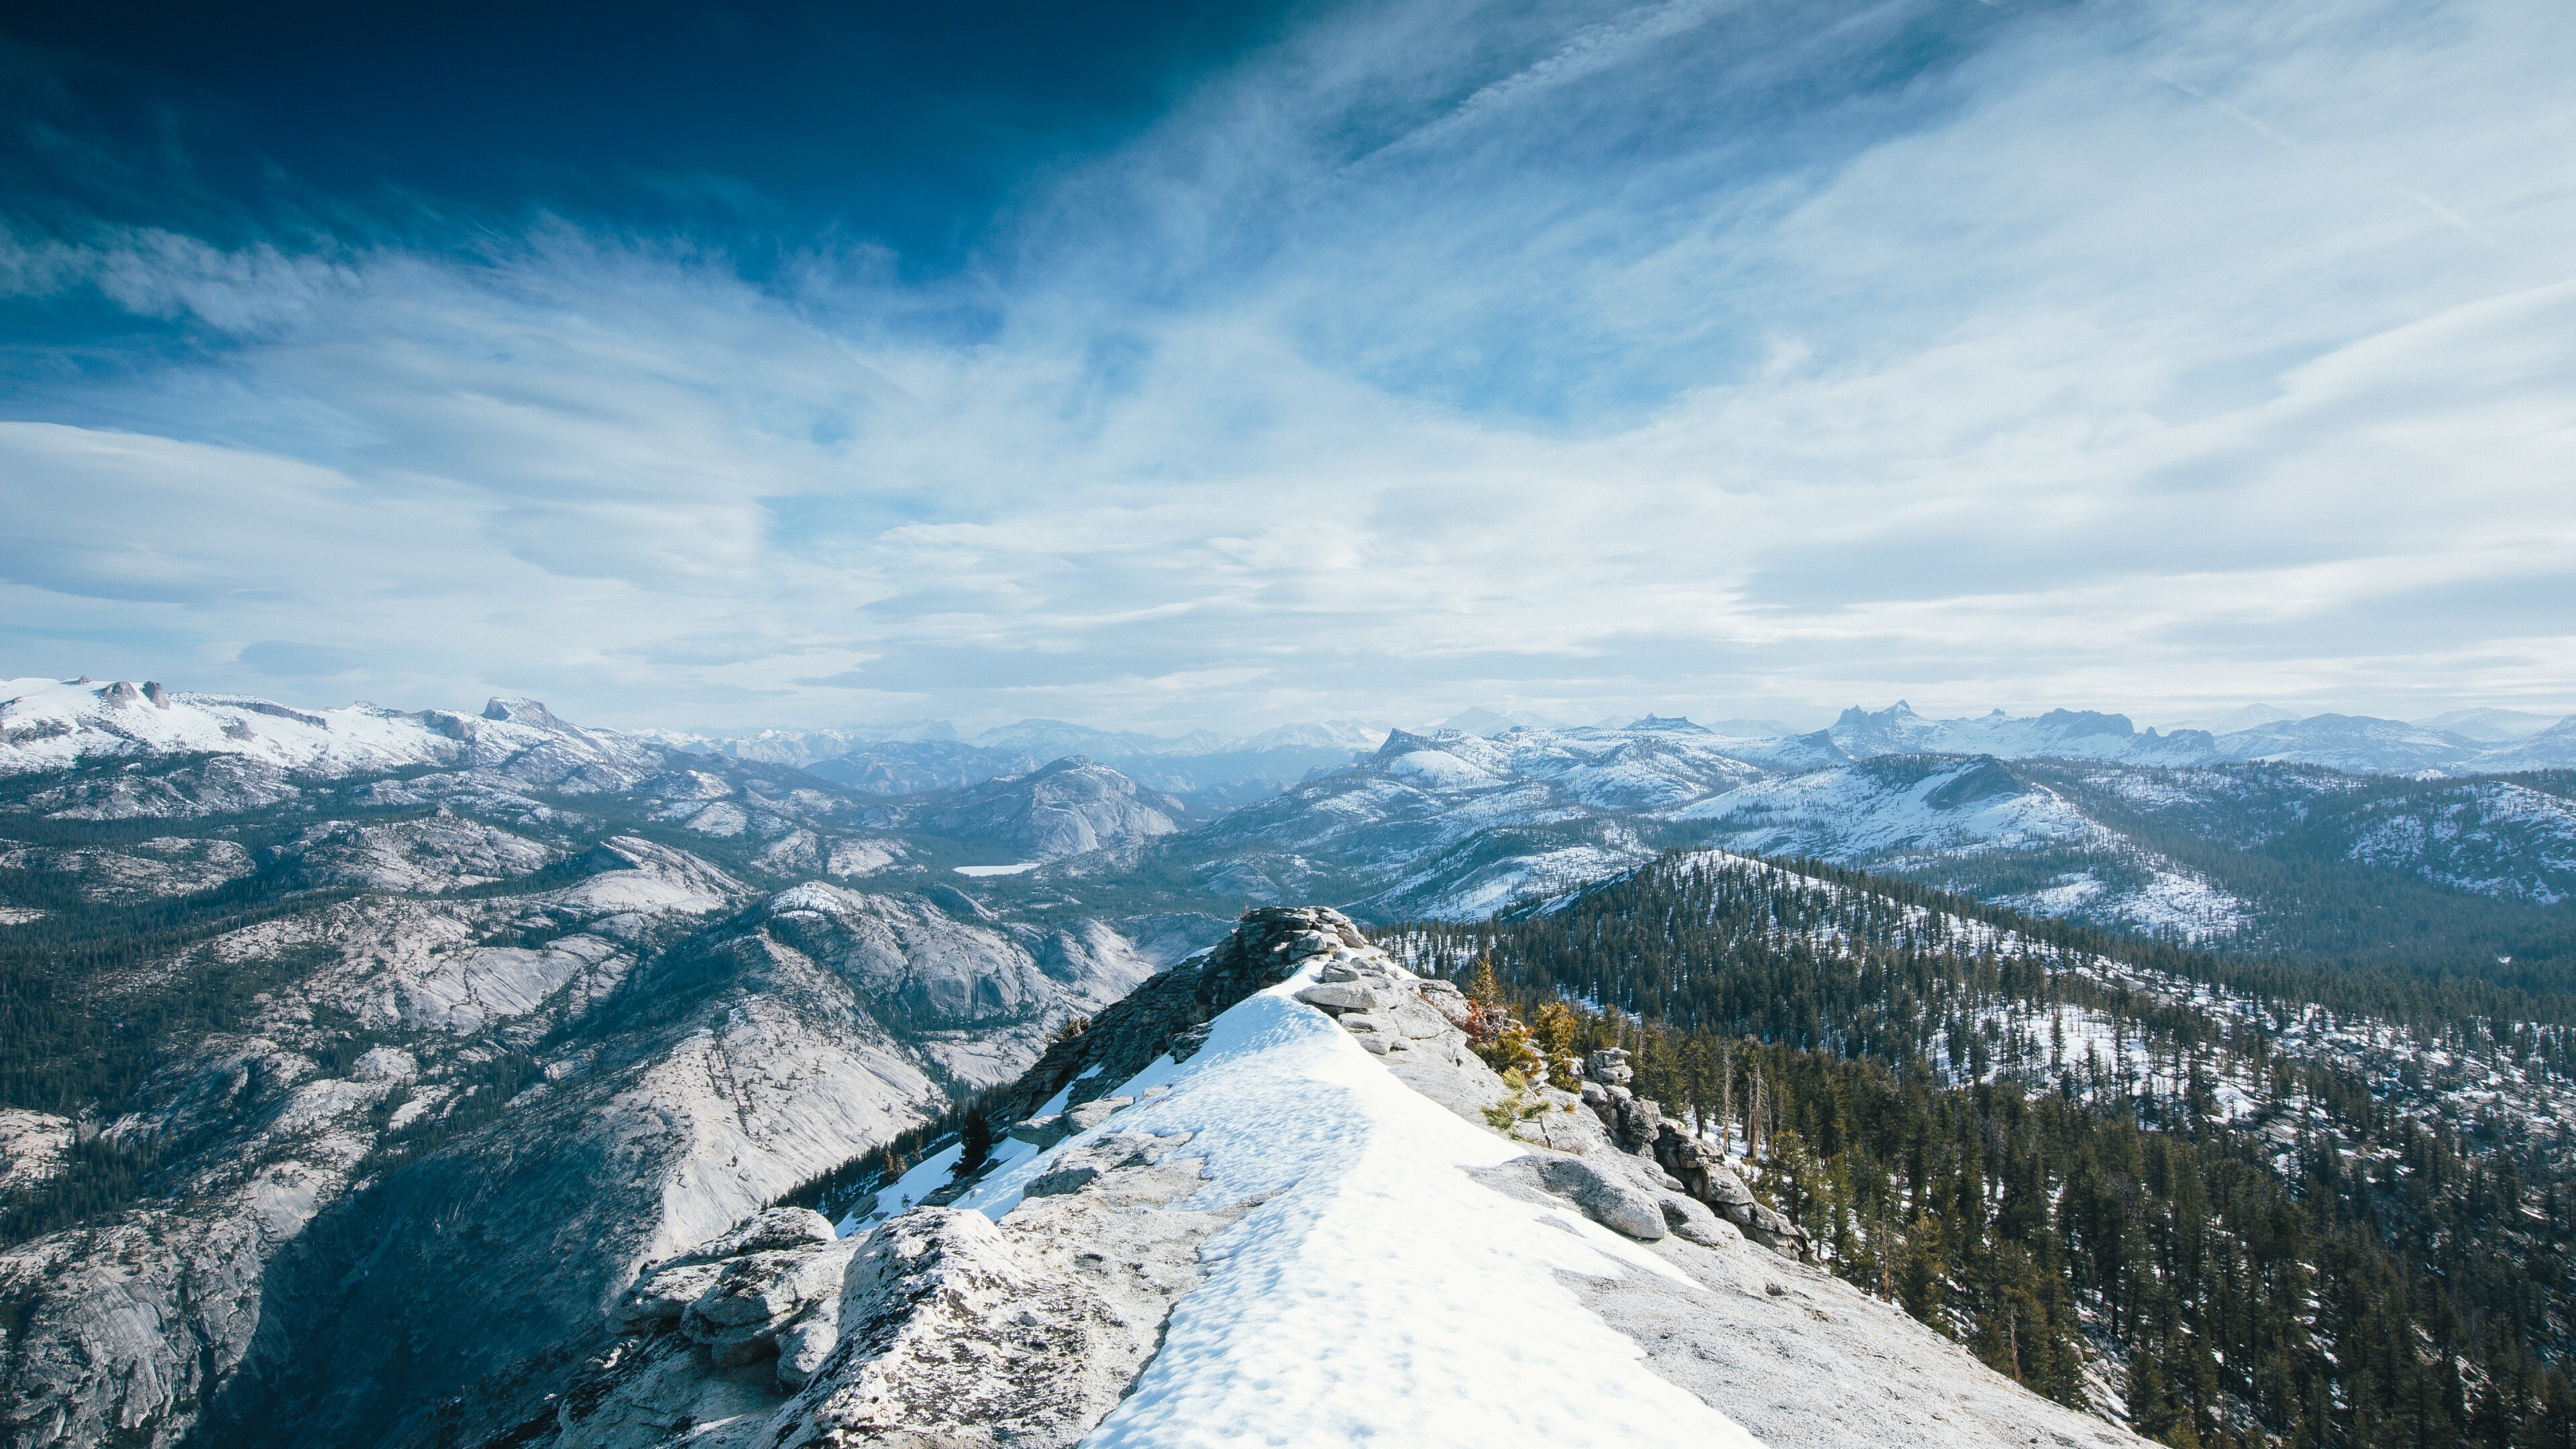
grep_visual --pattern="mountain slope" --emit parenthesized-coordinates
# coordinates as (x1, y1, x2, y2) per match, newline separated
(0, 709, 1165, 1449)
(478, 908, 2144, 1449)
(1393, 851, 2576, 1446)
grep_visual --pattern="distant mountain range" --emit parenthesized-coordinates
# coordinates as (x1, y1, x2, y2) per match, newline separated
(642, 699, 2576, 807)
(5, 674, 2571, 971)
(1092, 718, 2576, 971)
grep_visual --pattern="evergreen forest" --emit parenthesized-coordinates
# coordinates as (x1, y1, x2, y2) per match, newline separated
(1393, 850, 2576, 1449)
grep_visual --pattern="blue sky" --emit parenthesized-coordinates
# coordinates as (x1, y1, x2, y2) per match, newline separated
(3, 0, 2572, 734)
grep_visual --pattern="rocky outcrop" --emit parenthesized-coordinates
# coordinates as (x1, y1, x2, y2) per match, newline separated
(270, 814, 559, 894)
(1572, 1046, 1815, 1262)
(498, 1131, 1235, 1449)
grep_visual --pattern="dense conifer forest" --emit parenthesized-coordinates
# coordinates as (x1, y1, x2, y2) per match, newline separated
(1394, 850, 2576, 1449)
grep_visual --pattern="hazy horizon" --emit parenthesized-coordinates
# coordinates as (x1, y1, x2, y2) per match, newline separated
(11, 666, 2571, 745)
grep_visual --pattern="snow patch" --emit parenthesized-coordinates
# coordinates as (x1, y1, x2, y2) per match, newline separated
(955, 969, 1758, 1448)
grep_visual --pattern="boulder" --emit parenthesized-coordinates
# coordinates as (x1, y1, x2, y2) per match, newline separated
(1578, 1081, 1618, 1131)
(1064, 1097, 1131, 1132)
(694, 1206, 838, 1260)
(1611, 1093, 1664, 1152)
(1658, 1192, 1741, 1248)
(1024, 1164, 1102, 1198)
(1654, 1122, 1752, 1205)
(680, 1246, 849, 1364)
(775, 1312, 840, 1389)
(1703, 1164, 1758, 1210)
(1418, 979, 1476, 1029)
(1584, 1048, 1635, 1087)
(608, 1261, 726, 1334)
(1534, 1155, 1668, 1242)
(1294, 983, 1379, 1014)
(1006, 1114, 1071, 1148)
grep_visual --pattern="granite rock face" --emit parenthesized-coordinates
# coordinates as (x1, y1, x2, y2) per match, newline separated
(497, 1133, 1233, 1449)
(0, 735, 1170, 1449)
(877, 756, 1186, 862)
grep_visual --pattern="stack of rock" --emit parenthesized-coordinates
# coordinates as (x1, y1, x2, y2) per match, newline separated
(606, 1208, 856, 1388)
(1290, 943, 1468, 1057)
(1576, 1048, 1813, 1261)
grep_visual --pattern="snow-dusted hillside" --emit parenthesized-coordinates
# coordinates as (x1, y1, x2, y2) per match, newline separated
(2482, 712, 2576, 771)
(0, 690, 1214, 1449)
(1148, 718, 1770, 917)
(1663, 757, 2251, 941)
(865, 756, 1187, 862)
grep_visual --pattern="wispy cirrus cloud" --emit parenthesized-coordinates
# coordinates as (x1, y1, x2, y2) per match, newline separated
(2, 0, 2572, 733)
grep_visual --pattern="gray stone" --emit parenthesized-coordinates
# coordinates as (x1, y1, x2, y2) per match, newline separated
(1659, 1191, 1741, 1248)
(1294, 982, 1379, 1014)
(1065, 1096, 1132, 1132)
(775, 1311, 840, 1389)
(608, 1260, 725, 1334)
(1611, 1093, 1664, 1151)
(1025, 1163, 1102, 1197)
(1534, 1154, 1669, 1241)
(1584, 1048, 1635, 1087)
(1008, 1114, 1071, 1147)
(683, 1246, 845, 1340)
(693, 1205, 837, 1260)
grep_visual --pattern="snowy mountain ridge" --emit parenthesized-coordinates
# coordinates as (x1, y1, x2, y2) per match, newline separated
(9, 671, 2573, 963)
(0, 674, 659, 782)
(17, 672, 2572, 794)
(486, 907, 2145, 1449)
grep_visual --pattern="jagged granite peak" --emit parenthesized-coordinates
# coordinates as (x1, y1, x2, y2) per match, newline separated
(488, 907, 2147, 1449)
(482, 696, 575, 730)
(1827, 701, 2218, 767)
